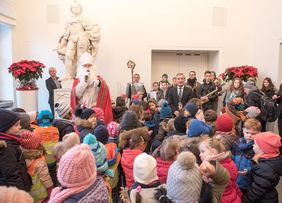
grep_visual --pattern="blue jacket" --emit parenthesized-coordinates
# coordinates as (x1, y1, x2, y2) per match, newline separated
(232, 138, 254, 190)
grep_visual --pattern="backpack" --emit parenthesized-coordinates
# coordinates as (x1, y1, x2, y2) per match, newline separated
(260, 95, 279, 122)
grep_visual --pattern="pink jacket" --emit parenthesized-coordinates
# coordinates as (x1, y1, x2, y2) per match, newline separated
(220, 157, 242, 203)
(121, 149, 143, 188)
(156, 157, 173, 184)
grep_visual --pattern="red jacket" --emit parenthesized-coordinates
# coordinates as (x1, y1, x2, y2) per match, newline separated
(156, 157, 173, 184)
(220, 157, 242, 203)
(121, 149, 143, 188)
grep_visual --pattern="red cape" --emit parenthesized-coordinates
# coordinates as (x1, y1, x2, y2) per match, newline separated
(70, 76, 113, 124)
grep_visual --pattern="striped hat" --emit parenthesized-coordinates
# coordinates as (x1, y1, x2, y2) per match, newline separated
(55, 102, 72, 119)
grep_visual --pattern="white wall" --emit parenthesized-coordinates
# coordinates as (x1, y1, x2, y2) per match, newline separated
(11, 0, 254, 110)
(0, 23, 14, 100)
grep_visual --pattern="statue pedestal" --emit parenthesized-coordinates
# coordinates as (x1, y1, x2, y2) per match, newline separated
(16, 89, 38, 112)
(54, 88, 72, 119)
(53, 79, 74, 118)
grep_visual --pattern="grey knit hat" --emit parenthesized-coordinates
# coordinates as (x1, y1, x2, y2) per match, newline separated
(167, 151, 202, 203)
(55, 102, 72, 119)
(119, 111, 141, 131)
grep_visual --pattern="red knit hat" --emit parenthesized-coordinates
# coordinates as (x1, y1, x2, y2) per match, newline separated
(255, 132, 281, 154)
(216, 113, 233, 132)
(20, 131, 42, 150)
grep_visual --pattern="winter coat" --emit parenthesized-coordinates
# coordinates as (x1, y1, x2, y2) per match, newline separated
(53, 119, 75, 141)
(74, 118, 96, 142)
(121, 149, 143, 188)
(246, 89, 263, 109)
(156, 157, 173, 184)
(216, 152, 242, 203)
(209, 161, 230, 203)
(199, 81, 217, 111)
(232, 138, 254, 190)
(130, 181, 164, 203)
(23, 147, 53, 201)
(261, 88, 276, 99)
(62, 176, 108, 203)
(34, 126, 59, 165)
(0, 133, 32, 192)
(243, 156, 282, 203)
(223, 90, 245, 107)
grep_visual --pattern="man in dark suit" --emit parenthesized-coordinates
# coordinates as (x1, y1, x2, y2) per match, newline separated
(46, 67, 61, 116)
(168, 73, 193, 117)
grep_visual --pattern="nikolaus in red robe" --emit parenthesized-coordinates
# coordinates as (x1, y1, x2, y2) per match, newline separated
(70, 52, 113, 124)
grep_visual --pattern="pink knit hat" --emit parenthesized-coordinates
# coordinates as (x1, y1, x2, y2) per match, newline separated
(49, 144, 97, 203)
(92, 107, 104, 120)
(255, 132, 281, 155)
(0, 186, 33, 203)
(107, 121, 120, 138)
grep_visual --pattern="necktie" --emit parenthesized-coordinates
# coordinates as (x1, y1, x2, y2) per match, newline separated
(178, 87, 182, 99)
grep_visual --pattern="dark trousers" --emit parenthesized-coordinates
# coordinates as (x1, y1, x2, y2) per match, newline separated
(49, 102, 54, 117)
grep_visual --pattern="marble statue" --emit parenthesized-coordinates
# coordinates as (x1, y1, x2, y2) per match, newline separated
(56, 1, 101, 81)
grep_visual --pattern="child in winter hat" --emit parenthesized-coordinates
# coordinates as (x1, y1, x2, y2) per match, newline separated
(0, 109, 32, 192)
(34, 110, 59, 186)
(243, 132, 282, 202)
(20, 131, 53, 202)
(107, 121, 120, 144)
(54, 102, 72, 119)
(160, 101, 172, 120)
(215, 113, 237, 151)
(53, 132, 80, 160)
(187, 119, 212, 137)
(83, 133, 114, 178)
(167, 151, 202, 203)
(129, 153, 162, 203)
(49, 144, 108, 203)
(119, 111, 142, 132)
(93, 125, 109, 144)
(184, 103, 199, 118)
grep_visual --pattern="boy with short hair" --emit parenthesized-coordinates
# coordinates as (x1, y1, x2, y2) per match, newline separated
(233, 118, 261, 194)
(0, 109, 32, 191)
(243, 132, 282, 203)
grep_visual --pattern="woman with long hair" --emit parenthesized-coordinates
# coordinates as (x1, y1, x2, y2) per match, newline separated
(261, 77, 276, 98)
(223, 77, 245, 107)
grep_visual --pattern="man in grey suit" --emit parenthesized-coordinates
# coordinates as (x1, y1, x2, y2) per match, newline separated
(46, 67, 61, 116)
(168, 73, 193, 117)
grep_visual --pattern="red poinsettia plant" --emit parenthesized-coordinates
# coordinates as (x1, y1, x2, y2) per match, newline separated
(8, 60, 45, 90)
(219, 65, 258, 82)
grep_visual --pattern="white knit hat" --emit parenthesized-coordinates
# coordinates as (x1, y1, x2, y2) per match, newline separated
(167, 151, 202, 203)
(133, 153, 159, 185)
(54, 102, 72, 118)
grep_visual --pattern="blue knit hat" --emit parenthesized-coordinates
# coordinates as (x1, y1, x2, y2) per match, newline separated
(187, 119, 212, 137)
(83, 133, 114, 177)
(37, 110, 53, 127)
(185, 103, 198, 117)
(160, 101, 172, 120)
(93, 125, 109, 145)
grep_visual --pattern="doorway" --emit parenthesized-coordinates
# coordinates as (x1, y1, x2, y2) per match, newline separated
(151, 50, 219, 85)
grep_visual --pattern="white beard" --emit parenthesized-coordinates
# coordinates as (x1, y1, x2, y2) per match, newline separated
(76, 65, 97, 83)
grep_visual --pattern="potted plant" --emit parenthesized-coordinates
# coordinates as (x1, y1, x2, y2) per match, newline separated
(8, 60, 45, 111)
(220, 65, 258, 82)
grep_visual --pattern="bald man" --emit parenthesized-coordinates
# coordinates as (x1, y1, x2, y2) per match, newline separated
(46, 67, 61, 115)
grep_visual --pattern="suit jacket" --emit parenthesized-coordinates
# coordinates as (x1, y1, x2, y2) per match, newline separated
(46, 77, 61, 104)
(168, 86, 193, 113)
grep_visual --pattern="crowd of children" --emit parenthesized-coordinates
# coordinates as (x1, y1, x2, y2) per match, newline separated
(1, 76, 282, 203)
